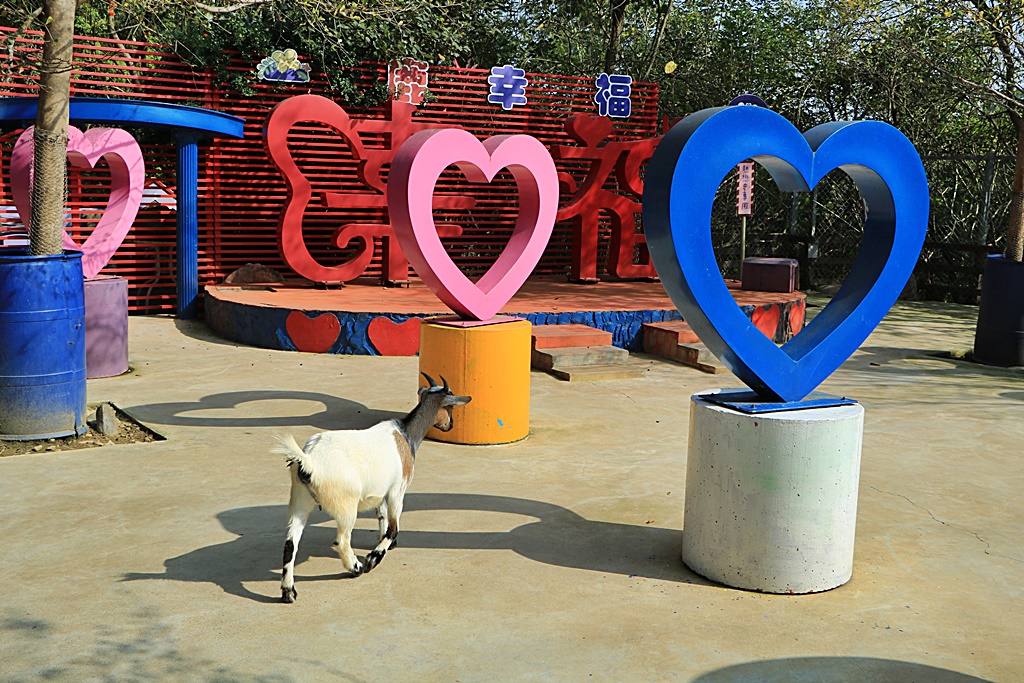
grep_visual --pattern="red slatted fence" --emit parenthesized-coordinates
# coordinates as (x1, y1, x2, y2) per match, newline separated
(1, 27, 659, 313)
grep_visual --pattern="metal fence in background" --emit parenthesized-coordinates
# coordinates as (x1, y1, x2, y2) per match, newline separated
(709, 154, 1015, 304)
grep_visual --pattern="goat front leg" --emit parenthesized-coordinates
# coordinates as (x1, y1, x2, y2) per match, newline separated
(282, 481, 316, 603)
(365, 489, 404, 572)
(330, 498, 363, 576)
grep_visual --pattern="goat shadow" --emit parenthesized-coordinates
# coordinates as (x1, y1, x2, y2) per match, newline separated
(122, 493, 710, 603)
(125, 390, 404, 431)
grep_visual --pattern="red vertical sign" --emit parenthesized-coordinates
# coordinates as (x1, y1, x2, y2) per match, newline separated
(737, 162, 754, 216)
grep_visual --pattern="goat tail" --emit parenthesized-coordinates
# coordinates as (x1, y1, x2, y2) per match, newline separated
(272, 433, 309, 468)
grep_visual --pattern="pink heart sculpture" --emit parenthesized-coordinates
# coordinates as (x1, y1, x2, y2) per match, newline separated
(388, 128, 558, 321)
(11, 125, 145, 279)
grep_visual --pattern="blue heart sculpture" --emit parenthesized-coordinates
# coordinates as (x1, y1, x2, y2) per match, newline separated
(643, 106, 929, 402)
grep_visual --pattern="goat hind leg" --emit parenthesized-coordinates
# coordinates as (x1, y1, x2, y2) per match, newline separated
(365, 491, 403, 572)
(331, 499, 363, 576)
(376, 498, 389, 546)
(282, 481, 316, 603)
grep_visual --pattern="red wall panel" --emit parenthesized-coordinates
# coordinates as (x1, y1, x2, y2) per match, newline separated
(0, 27, 660, 313)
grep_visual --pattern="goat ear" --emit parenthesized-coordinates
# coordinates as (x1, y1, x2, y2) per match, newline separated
(444, 394, 472, 407)
(418, 385, 430, 398)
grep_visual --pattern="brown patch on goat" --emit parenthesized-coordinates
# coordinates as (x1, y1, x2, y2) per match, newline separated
(394, 430, 414, 481)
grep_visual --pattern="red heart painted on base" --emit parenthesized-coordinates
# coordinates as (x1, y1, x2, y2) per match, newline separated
(751, 305, 781, 340)
(285, 312, 341, 353)
(367, 317, 421, 356)
(789, 300, 806, 336)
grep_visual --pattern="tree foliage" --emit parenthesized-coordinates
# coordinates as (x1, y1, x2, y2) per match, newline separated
(860, 0, 1024, 258)
(1, 0, 1016, 154)
(3, 0, 1022, 257)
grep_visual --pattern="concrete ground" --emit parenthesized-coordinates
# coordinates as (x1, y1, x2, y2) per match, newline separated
(0, 298, 1021, 682)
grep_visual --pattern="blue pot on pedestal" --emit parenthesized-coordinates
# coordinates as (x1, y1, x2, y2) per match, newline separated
(0, 250, 87, 440)
(973, 254, 1024, 367)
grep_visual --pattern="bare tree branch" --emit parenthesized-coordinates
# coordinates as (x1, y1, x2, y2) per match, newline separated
(641, 0, 671, 81)
(191, 0, 272, 14)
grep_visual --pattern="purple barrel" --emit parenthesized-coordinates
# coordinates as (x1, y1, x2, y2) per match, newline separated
(84, 275, 129, 378)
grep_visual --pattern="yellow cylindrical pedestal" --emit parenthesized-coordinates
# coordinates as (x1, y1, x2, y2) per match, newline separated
(419, 318, 531, 444)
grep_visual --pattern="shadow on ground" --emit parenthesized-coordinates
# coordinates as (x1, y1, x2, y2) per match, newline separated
(692, 656, 993, 683)
(122, 493, 710, 602)
(1, 609, 355, 682)
(172, 318, 250, 347)
(125, 391, 403, 430)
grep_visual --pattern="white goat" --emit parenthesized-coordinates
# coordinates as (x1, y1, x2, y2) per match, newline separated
(273, 373, 471, 603)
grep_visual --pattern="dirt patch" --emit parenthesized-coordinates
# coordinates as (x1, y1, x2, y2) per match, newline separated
(0, 404, 164, 457)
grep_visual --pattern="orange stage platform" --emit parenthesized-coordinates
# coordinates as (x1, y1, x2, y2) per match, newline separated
(205, 277, 806, 356)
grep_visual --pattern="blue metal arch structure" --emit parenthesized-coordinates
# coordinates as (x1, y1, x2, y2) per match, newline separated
(0, 97, 246, 318)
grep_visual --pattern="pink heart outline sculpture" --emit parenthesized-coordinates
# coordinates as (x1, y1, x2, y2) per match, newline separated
(388, 128, 558, 321)
(11, 125, 145, 279)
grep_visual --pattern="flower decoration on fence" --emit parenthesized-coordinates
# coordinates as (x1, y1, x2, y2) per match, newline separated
(389, 58, 429, 105)
(257, 50, 312, 83)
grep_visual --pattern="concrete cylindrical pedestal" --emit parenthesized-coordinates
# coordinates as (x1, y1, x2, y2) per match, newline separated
(418, 318, 531, 444)
(84, 275, 129, 378)
(683, 391, 865, 593)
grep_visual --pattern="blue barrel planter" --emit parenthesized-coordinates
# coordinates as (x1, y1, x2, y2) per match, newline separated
(974, 254, 1024, 367)
(0, 250, 88, 440)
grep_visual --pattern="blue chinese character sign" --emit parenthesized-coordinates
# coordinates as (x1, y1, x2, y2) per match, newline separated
(595, 73, 632, 118)
(642, 106, 929, 402)
(487, 65, 529, 110)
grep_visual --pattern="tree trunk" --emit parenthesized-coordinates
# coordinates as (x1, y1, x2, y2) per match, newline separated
(604, 0, 630, 74)
(29, 0, 78, 256)
(641, 1, 672, 81)
(1007, 119, 1024, 262)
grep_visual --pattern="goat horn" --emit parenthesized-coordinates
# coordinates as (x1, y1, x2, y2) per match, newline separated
(421, 372, 439, 388)
(440, 375, 450, 393)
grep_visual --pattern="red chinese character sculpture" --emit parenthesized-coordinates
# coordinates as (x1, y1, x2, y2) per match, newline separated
(265, 95, 470, 284)
(264, 97, 659, 286)
(554, 115, 658, 281)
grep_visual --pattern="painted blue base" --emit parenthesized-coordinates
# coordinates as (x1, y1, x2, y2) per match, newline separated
(205, 292, 685, 356)
(700, 388, 857, 414)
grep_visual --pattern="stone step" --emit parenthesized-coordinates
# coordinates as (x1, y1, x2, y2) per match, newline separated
(641, 320, 702, 354)
(547, 364, 647, 382)
(675, 343, 727, 374)
(532, 324, 612, 350)
(640, 319, 727, 374)
(531, 345, 630, 371)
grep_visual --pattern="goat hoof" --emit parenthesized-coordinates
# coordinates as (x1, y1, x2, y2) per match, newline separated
(282, 586, 297, 603)
(365, 549, 385, 572)
(349, 561, 364, 577)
